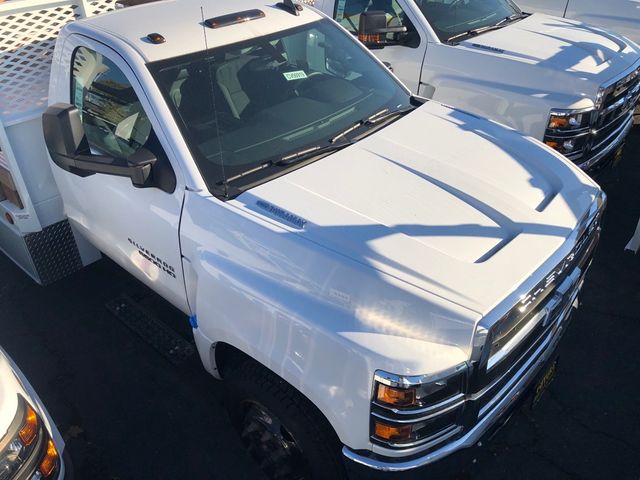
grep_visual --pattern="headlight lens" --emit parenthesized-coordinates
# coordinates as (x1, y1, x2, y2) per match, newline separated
(371, 365, 467, 446)
(0, 395, 59, 480)
(0, 401, 40, 480)
(547, 111, 590, 131)
(374, 370, 464, 409)
(544, 109, 594, 158)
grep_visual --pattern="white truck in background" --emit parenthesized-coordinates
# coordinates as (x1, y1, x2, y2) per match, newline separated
(316, 0, 640, 172)
(0, 0, 606, 478)
(518, 0, 640, 45)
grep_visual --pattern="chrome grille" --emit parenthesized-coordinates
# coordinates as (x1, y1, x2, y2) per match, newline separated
(473, 207, 603, 415)
(365, 199, 605, 461)
(566, 65, 640, 170)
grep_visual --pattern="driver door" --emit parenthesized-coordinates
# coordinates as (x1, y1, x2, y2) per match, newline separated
(48, 35, 189, 313)
(332, 0, 427, 93)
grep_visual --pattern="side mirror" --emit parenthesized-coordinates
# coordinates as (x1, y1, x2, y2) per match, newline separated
(358, 10, 407, 48)
(42, 103, 156, 188)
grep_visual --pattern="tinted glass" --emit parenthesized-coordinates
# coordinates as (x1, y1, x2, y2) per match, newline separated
(72, 46, 152, 159)
(149, 19, 411, 194)
(335, 0, 419, 44)
(414, 0, 520, 42)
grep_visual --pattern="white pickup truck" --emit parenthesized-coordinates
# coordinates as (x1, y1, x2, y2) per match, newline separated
(518, 0, 640, 45)
(316, 0, 640, 173)
(0, 0, 605, 478)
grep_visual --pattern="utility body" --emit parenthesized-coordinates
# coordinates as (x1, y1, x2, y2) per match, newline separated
(316, 0, 640, 172)
(0, 0, 606, 477)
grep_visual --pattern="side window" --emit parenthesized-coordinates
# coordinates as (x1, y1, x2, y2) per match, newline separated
(71, 47, 153, 159)
(335, 0, 419, 47)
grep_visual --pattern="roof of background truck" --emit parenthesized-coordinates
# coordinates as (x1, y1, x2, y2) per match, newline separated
(70, 0, 322, 63)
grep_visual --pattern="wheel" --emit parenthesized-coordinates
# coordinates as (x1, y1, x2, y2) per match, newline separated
(226, 359, 348, 480)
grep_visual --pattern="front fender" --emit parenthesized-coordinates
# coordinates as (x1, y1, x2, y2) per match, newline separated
(179, 192, 476, 451)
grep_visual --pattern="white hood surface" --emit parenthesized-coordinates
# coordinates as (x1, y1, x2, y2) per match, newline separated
(459, 13, 640, 94)
(237, 101, 601, 315)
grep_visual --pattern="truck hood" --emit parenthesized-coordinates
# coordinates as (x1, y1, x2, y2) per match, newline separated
(235, 101, 601, 315)
(459, 13, 640, 93)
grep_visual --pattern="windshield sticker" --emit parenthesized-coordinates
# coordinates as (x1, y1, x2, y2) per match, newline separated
(283, 70, 308, 81)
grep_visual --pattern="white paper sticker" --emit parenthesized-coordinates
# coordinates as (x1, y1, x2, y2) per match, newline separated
(283, 70, 308, 81)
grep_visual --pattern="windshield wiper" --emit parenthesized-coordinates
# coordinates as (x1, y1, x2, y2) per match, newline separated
(222, 106, 417, 186)
(219, 140, 353, 188)
(364, 105, 415, 125)
(446, 13, 528, 43)
(496, 12, 528, 26)
(277, 139, 353, 166)
(330, 106, 416, 144)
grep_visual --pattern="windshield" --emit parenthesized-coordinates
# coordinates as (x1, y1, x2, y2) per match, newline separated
(414, 0, 522, 42)
(149, 19, 411, 196)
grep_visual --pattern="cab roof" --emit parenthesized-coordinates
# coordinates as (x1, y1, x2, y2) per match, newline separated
(71, 0, 322, 63)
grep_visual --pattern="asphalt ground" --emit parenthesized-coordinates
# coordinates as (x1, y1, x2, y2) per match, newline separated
(1, 130, 639, 480)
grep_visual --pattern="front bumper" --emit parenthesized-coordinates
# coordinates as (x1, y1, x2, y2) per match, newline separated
(342, 289, 579, 476)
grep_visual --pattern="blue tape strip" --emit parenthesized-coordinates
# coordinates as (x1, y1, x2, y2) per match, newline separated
(189, 315, 198, 329)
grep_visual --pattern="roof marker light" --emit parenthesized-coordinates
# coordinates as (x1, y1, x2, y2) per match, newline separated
(205, 9, 265, 29)
(146, 33, 166, 44)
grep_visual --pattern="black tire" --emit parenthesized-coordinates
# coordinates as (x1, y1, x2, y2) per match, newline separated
(226, 358, 348, 480)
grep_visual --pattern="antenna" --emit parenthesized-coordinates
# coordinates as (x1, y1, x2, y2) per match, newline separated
(200, 6, 228, 197)
(277, 0, 302, 16)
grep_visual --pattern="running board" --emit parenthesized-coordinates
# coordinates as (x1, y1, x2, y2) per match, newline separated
(106, 294, 195, 365)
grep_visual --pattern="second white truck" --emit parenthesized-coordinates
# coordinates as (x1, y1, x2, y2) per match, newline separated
(317, 0, 640, 173)
(518, 0, 640, 45)
(0, 0, 606, 478)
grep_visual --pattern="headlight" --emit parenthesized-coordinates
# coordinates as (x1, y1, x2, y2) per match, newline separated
(547, 111, 590, 131)
(544, 109, 594, 158)
(370, 365, 467, 447)
(0, 395, 59, 480)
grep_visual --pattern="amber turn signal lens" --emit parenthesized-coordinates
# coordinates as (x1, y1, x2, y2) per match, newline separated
(376, 384, 417, 407)
(18, 405, 38, 446)
(39, 439, 59, 477)
(374, 421, 413, 442)
(548, 116, 570, 129)
(358, 33, 382, 44)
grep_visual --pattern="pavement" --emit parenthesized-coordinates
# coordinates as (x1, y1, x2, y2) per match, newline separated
(1, 131, 639, 480)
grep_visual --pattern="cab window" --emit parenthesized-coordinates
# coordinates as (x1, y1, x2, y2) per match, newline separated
(71, 47, 153, 159)
(335, 0, 419, 47)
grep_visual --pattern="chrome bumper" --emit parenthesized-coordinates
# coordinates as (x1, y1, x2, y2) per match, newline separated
(342, 288, 580, 473)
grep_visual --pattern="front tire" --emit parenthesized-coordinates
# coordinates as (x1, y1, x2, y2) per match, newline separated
(226, 359, 348, 480)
